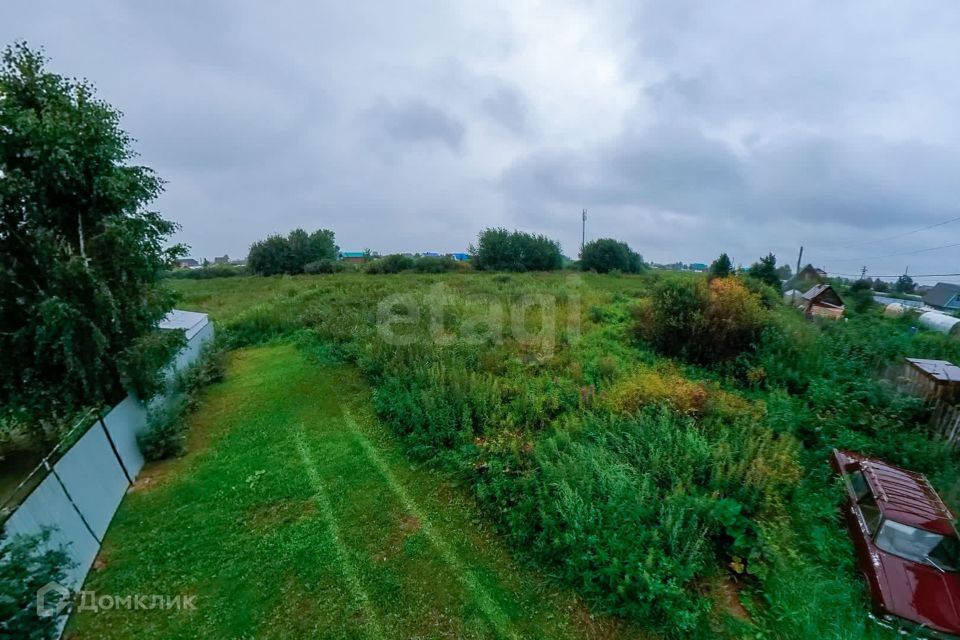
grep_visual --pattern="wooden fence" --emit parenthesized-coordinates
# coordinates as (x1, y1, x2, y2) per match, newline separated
(887, 362, 960, 448)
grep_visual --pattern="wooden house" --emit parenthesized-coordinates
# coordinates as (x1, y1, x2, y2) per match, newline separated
(800, 284, 844, 320)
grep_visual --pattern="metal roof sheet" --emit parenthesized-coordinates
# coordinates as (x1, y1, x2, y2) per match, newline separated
(158, 309, 209, 340)
(856, 455, 956, 536)
(906, 358, 960, 384)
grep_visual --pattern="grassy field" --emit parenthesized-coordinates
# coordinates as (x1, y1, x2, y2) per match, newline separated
(68, 343, 635, 639)
(68, 270, 960, 639)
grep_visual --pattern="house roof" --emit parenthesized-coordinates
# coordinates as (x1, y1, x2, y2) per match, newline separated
(340, 251, 366, 258)
(922, 282, 960, 308)
(802, 283, 841, 303)
(906, 358, 960, 384)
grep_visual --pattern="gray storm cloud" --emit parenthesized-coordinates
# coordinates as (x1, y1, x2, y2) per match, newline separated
(3, 0, 959, 277)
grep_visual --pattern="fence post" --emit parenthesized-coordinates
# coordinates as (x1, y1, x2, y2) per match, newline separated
(44, 459, 101, 545)
(98, 412, 133, 485)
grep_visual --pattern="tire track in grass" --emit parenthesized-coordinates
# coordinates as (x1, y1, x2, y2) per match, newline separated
(341, 409, 521, 640)
(293, 428, 385, 640)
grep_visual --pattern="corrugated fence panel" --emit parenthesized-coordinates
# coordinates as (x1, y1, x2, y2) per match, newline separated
(52, 426, 129, 541)
(3, 472, 100, 589)
(102, 395, 147, 477)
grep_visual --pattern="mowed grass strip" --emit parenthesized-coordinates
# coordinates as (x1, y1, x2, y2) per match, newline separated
(68, 343, 631, 640)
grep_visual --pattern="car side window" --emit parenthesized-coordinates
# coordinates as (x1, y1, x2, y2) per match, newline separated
(848, 470, 871, 501)
(858, 495, 882, 535)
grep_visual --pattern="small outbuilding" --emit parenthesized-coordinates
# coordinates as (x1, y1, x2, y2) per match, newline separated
(800, 284, 845, 320)
(902, 358, 960, 404)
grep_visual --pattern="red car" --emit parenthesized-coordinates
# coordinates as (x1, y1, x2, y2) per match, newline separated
(832, 449, 960, 638)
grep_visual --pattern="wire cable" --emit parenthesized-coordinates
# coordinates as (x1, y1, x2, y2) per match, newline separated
(837, 215, 960, 249)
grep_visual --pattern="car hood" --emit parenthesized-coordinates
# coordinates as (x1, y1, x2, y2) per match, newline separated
(876, 551, 960, 634)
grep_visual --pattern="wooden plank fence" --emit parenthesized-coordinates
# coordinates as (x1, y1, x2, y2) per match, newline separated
(886, 362, 960, 448)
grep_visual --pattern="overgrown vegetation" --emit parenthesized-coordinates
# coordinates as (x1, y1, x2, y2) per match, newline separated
(164, 264, 249, 279)
(138, 340, 226, 461)
(0, 44, 183, 443)
(365, 253, 463, 274)
(164, 270, 960, 637)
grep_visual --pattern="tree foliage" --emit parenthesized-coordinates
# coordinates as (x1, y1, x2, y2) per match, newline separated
(0, 44, 184, 428)
(747, 253, 782, 291)
(247, 228, 338, 276)
(846, 279, 875, 314)
(579, 238, 644, 274)
(0, 530, 73, 640)
(634, 277, 769, 364)
(895, 274, 916, 294)
(708, 253, 733, 279)
(775, 264, 792, 281)
(472, 228, 562, 271)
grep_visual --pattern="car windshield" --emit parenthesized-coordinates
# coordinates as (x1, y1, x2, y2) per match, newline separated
(874, 520, 960, 571)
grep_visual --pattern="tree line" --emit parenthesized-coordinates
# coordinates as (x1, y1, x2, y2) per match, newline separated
(243, 227, 647, 275)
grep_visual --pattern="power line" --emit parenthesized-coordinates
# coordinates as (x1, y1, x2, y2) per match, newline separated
(838, 214, 960, 249)
(819, 241, 960, 264)
(828, 271, 960, 279)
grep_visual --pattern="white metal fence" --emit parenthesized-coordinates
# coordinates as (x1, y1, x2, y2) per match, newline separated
(1, 311, 213, 617)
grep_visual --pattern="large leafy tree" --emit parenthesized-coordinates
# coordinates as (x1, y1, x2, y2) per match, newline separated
(472, 227, 563, 271)
(0, 44, 184, 428)
(247, 228, 338, 275)
(580, 238, 644, 274)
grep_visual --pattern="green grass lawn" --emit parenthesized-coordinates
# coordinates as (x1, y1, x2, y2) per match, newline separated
(67, 343, 638, 639)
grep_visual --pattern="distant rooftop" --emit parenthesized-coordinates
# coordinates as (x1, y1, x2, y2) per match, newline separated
(923, 282, 960, 308)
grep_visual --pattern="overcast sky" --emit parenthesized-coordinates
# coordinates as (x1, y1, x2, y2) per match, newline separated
(4, 1, 960, 281)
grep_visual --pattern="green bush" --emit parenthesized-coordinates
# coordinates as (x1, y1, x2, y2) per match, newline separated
(303, 258, 343, 274)
(0, 530, 74, 640)
(580, 238, 644, 274)
(634, 276, 768, 364)
(366, 254, 415, 274)
(413, 255, 459, 273)
(139, 340, 227, 461)
(175, 341, 227, 408)
(139, 395, 188, 461)
(165, 264, 248, 279)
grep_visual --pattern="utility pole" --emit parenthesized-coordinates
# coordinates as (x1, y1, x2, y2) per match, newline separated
(581, 209, 587, 256)
(860, 265, 867, 281)
(792, 246, 803, 304)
